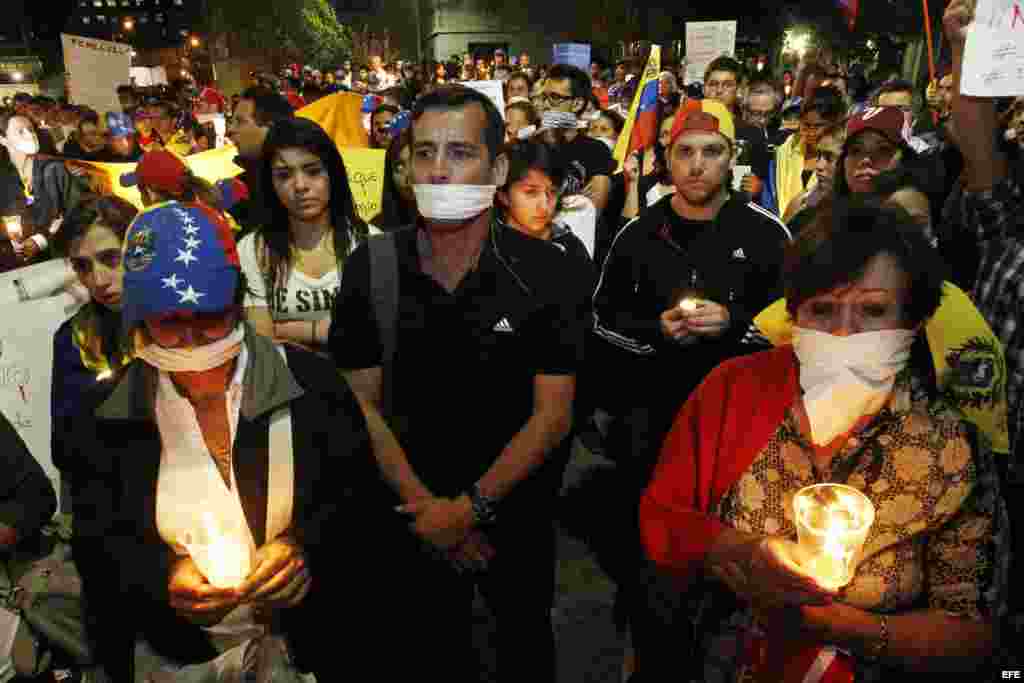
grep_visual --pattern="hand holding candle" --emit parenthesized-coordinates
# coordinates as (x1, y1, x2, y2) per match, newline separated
(182, 511, 252, 590)
(793, 484, 876, 591)
(3, 216, 22, 242)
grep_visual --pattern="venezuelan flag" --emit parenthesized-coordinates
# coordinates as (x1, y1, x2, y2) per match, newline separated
(612, 45, 661, 172)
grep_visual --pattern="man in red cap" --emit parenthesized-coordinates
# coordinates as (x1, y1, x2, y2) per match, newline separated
(591, 97, 792, 675)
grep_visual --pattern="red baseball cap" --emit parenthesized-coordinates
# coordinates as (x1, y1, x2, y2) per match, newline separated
(120, 150, 189, 195)
(846, 106, 913, 148)
(198, 86, 226, 110)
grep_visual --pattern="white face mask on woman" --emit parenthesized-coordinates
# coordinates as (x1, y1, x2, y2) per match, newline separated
(412, 184, 497, 222)
(792, 326, 916, 446)
(136, 325, 245, 373)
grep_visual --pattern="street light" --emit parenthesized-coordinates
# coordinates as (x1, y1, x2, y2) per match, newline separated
(123, 18, 134, 31)
(11, 71, 23, 82)
(190, 36, 200, 48)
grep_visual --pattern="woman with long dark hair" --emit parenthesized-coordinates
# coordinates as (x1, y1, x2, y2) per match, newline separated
(238, 117, 371, 349)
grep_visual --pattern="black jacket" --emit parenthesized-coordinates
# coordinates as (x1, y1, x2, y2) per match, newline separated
(66, 327, 387, 681)
(592, 193, 790, 406)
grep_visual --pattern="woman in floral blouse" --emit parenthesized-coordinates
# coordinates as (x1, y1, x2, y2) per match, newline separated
(640, 200, 1009, 682)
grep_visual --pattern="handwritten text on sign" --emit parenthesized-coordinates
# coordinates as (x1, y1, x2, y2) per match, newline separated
(962, 0, 1024, 96)
(339, 148, 386, 223)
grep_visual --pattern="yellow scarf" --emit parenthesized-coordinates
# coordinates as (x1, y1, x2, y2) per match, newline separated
(774, 133, 816, 217)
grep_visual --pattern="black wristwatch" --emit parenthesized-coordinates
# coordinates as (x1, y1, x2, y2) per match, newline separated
(468, 483, 498, 525)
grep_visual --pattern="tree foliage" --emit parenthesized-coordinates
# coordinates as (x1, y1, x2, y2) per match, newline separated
(202, 0, 351, 68)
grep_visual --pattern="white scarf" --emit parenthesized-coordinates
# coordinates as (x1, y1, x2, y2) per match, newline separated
(136, 325, 245, 373)
(792, 327, 916, 446)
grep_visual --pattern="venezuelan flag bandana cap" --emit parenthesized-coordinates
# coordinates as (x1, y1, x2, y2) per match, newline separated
(669, 98, 736, 147)
(121, 201, 241, 329)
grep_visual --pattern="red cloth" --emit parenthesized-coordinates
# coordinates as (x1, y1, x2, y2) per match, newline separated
(640, 345, 857, 683)
(198, 86, 226, 112)
(640, 346, 800, 587)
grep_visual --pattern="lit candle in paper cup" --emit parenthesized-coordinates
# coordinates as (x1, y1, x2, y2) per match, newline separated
(793, 483, 875, 590)
(3, 216, 22, 241)
(182, 511, 252, 589)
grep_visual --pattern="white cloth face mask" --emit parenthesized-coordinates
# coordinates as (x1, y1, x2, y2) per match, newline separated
(541, 111, 579, 130)
(136, 324, 245, 373)
(792, 326, 916, 446)
(412, 184, 497, 222)
(13, 138, 39, 156)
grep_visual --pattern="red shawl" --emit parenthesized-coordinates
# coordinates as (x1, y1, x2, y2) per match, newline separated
(640, 345, 800, 586)
(640, 346, 860, 683)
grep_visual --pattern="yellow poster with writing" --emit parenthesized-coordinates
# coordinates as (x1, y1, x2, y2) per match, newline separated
(339, 148, 386, 224)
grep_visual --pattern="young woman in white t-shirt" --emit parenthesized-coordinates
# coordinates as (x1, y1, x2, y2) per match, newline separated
(239, 117, 371, 348)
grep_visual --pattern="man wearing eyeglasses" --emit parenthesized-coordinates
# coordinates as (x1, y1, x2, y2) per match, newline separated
(703, 57, 772, 208)
(537, 64, 615, 212)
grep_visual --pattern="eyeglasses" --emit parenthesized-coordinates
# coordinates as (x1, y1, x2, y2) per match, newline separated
(537, 92, 575, 107)
(705, 80, 737, 92)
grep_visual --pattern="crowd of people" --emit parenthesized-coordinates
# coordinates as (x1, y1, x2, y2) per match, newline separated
(0, 0, 1021, 680)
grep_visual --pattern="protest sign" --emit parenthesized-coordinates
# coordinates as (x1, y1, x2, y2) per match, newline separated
(961, 0, 1024, 96)
(340, 148, 387, 223)
(461, 80, 507, 120)
(553, 44, 592, 72)
(0, 292, 83, 497)
(130, 65, 168, 87)
(62, 33, 132, 114)
(0, 259, 79, 306)
(685, 21, 737, 84)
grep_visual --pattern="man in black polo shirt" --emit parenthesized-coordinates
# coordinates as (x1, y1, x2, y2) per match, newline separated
(330, 86, 584, 682)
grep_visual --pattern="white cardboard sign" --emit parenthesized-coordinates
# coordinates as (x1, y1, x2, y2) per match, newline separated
(685, 21, 737, 85)
(62, 33, 132, 115)
(962, 0, 1024, 96)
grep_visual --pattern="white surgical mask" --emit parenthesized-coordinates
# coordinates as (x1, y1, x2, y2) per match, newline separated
(12, 137, 38, 156)
(541, 111, 579, 130)
(792, 327, 916, 446)
(136, 324, 245, 373)
(413, 184, 496, 222)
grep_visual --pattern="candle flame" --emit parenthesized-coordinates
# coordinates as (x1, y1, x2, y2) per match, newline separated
(185, 511, 250, 589)
(679, 298, 699, 311)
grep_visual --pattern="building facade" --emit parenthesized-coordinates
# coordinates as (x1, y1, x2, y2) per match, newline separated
(65, 0, 202, 49)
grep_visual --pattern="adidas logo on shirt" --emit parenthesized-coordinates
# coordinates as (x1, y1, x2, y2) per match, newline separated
(493, 317, 514, 333)
(732, 247, 746, 260)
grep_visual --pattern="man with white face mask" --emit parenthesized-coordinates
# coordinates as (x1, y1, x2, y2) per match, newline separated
(330, 85, 586, 682)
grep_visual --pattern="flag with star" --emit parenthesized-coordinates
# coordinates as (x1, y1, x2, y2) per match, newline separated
(121, 201, 241, 328)
(612, 45, 661, 172)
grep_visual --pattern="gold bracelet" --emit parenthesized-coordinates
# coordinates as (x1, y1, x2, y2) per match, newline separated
(865, 614, 889, 662)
